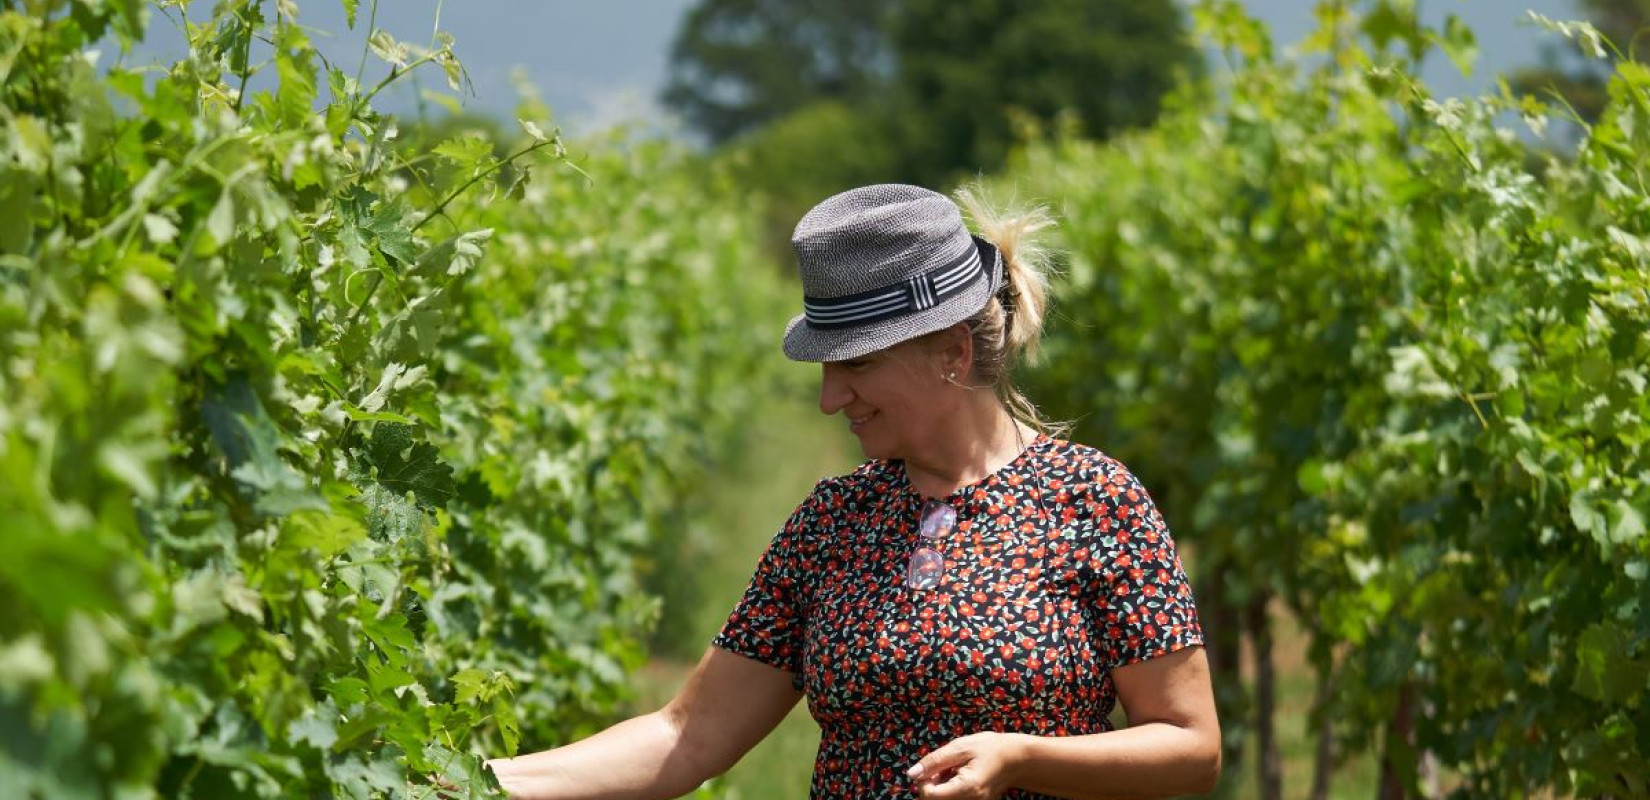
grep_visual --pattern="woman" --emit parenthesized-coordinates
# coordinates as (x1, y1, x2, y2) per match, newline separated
(486, 184, 1220, 799)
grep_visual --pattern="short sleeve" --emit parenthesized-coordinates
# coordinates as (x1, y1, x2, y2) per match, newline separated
(711, 479, 829, 689)
(1074, 458, 1204, 669)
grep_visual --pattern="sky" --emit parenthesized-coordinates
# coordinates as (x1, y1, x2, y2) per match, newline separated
(125, 0, 1589, 136)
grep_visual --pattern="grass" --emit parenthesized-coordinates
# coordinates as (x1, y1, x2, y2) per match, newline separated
(626, 382, 1380, 799)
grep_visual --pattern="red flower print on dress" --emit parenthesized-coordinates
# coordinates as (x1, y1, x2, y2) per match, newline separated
(714, 436, 1203, 799)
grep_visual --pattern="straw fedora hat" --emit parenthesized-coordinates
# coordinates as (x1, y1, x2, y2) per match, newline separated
(782, 184, 1004, 363)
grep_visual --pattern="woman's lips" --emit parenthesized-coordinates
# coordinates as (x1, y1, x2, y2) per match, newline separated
(848, 411, 875, 434)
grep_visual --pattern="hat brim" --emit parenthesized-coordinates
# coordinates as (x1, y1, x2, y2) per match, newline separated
(781, 246, 1003, 363)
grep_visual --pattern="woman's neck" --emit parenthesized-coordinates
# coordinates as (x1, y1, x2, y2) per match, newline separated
(903, 397, 1036, 499)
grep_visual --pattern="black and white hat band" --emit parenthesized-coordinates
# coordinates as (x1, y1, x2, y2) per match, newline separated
(801, 236, 1000, 331)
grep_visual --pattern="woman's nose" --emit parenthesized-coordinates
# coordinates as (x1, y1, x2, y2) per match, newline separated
(818, 365, 853, 416)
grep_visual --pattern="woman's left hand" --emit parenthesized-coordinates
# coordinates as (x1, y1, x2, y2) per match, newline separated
(907, 731, 1028, 800)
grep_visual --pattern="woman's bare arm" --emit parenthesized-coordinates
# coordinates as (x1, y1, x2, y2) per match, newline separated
(910, 646, 1220, 800)
(485, 647, 803, 800)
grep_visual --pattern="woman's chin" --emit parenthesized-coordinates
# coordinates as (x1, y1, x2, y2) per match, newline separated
(854, 435, 902, 462)
(850, 433, 884, 460)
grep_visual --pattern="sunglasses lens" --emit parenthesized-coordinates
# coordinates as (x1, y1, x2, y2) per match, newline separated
(919, 502, 956, 540)
(906, 547, 944, 590)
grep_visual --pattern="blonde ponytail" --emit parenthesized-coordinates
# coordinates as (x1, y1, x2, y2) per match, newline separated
(954, 184, 1056, 362)
(918, 183, 1064, 436)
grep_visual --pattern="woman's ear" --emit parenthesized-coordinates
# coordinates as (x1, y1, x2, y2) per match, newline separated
(941, 322, 973, 380)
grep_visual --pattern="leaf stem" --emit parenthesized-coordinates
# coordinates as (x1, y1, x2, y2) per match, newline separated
(344, 268, 386, 328)
(234, 0, 260, 114)
(412, 137, 558, 233)
(352, 50, 446, 123)
(343, 137, 557, 329)
(353, 0, 380, 92)
(1456, 387, 1489, 428)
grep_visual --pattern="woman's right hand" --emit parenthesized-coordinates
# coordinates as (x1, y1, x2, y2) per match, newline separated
(483, 756, 555, 800)
(476, 647, 803, 800)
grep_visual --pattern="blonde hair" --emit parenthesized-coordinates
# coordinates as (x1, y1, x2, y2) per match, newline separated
(949, 184, 1065, 435)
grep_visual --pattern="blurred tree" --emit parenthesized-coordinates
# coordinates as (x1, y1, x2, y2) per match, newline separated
(886, 0, 1200, 185)
(662, 0, 893, 144)
(725, 99, 904, 255)
(1511, 0, 1649, 123)
(666, 0, 1198, 187)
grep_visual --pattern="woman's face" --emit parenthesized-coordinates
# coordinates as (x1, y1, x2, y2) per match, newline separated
(818, 338, 956, 460)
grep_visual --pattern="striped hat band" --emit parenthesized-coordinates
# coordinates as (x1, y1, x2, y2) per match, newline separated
(801, 236, 995, 331)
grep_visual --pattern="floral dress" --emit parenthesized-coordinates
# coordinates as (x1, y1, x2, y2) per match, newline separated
(713, 434, 1204, 799)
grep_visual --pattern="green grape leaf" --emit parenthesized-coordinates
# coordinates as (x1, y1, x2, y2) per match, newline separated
(434, 135, 493, 172)
(288, 701, 339, 751)
(205, 191, 236, 249)
(374, 288, 449, 362)
(362, 612, 418, 659)
(1607, 500, 1646, 546)
(325, 754, 405, 800)
(359, 483, 430, 543)
(1361, 1, 1421, 55)
(273, 23, 318, 128)
(1433, 14, 1477, 77)
(0, 167, 36, 253)
(363, 200, 419, 264)
(202, 375, 326, 517)
(364, 423, 455, 509)
(414, 228, 492, 277)
(327, 677, 370, 709)
(366, 29, 408, 68)
(451, 668, 488, 704)
(1572, 624, 1650, 704)
(365, 658, 416, 696)
(496, 698, 521, 755)
(282, 510, 368, 559)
